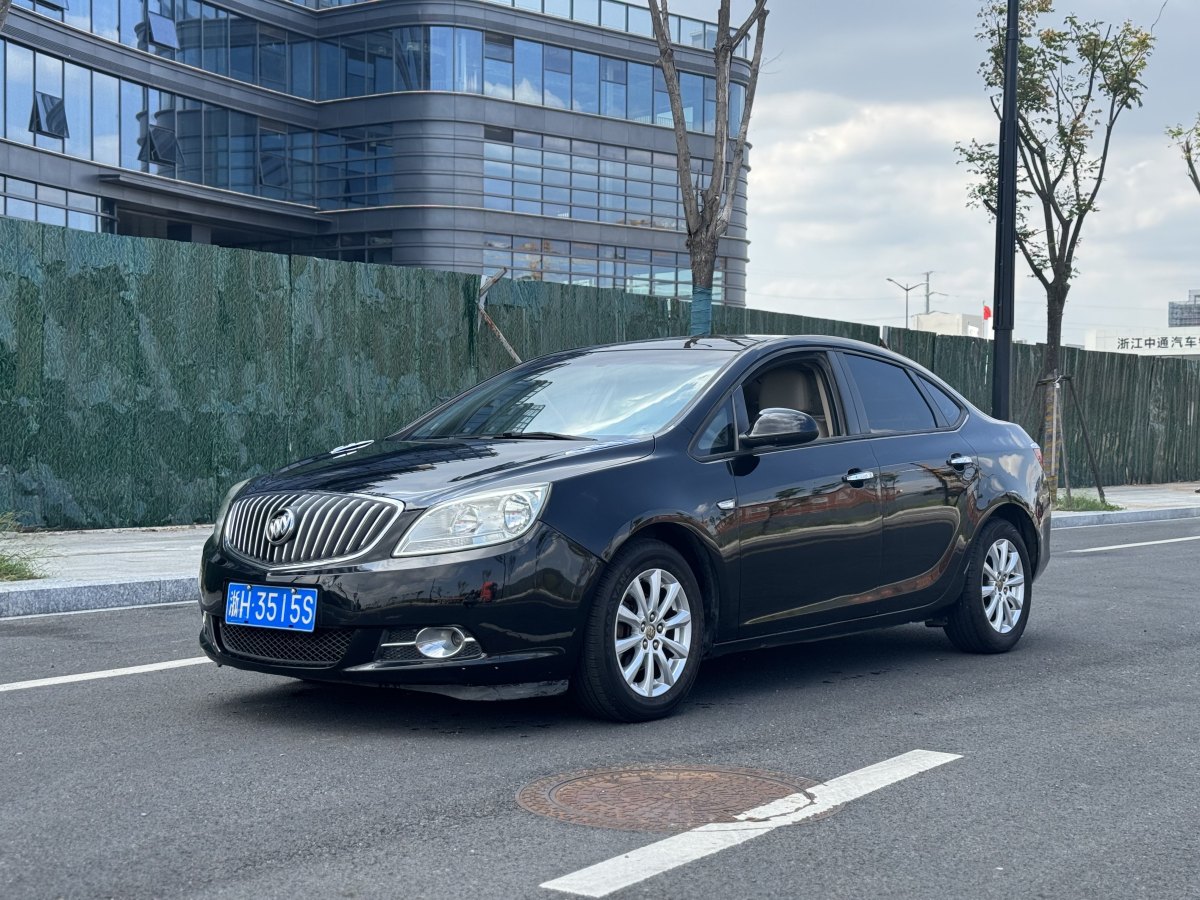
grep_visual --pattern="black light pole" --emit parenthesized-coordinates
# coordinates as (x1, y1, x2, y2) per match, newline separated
(991, 0, 1020, 420)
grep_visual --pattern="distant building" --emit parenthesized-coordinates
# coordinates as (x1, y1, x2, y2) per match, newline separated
(1167, 290, 1200, 328)
(0, 0, 751, 304)
(911, 311, 988, 339)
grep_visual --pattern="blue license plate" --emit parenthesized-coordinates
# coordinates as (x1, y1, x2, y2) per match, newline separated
(225, 583, 317, 633)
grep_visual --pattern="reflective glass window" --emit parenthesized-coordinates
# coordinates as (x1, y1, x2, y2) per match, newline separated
(680, 72, 703, 130)
(513, 40, 542, 104)
(148, 12, 180, 51)
(627, 7, 652, 37)
(317, 42, 340, 99)
(201, 6, 228, 75)
(259, 28, 288, 92)
(573, 0, 599, 25)
(92, 0, 118, 41)
(543, 0, 570, 16)
(290, 39, 313, 97)
(600, 0, 625, 30)
(571, 51, 598, 114)
(484, 34, 514, 99)
(92, 71, 120, 164)
(600, 58, 626, 118)
(63, 62, 91, 159)
(120, 80, 143, 170)
(543, 45, 570, 109)
(395, 28, 427, 92)
(368, 33, 394, 94)
(65, 0, 93, 34)
(229, 18, 257, 84)
(429, 27, 453, 91)
(627, 62, 651, 124)
(120, 0, 141, 47)
(453, 28, 482, 94)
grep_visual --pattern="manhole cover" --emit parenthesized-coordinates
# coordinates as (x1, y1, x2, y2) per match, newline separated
(516, 764, 837, 833)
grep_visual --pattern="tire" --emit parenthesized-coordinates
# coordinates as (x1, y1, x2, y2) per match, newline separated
(572, 539, 705, 722)
(944, 519, 1032, 654)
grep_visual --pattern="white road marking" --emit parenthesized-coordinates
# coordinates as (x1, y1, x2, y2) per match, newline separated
(0, 600, 194, 622)
(1065, 535, 1200, 554)
(0, 657, 211, 693)
(540, 749, 961, 898)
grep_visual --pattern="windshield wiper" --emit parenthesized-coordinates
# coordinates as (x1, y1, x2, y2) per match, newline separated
(485, 431, 592, 441)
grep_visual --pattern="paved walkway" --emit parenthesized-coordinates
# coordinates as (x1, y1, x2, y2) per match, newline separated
(2, 483, 1198, 617)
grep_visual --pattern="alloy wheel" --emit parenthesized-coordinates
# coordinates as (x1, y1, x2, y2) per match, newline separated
(982, 538, 1025, 634)
(612, 568, 693, 698)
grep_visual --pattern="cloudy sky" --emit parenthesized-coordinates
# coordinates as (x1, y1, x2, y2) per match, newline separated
(668, 0, 1200, 345)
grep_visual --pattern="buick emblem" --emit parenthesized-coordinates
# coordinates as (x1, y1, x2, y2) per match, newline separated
(265, 508, 297, 545)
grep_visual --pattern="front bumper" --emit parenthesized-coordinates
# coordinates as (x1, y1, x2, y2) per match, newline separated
(198, 522, 603, 687)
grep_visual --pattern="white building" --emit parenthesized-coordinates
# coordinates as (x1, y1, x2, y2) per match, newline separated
(911, 311, 989, 339)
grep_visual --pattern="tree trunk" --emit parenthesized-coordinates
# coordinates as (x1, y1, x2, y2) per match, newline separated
(1041, 282, 1070, 378)
(0, 0, 12, 31)
(689, 238, 717, 336)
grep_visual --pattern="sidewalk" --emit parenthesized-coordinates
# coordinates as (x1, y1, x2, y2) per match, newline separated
(2, 483, 1199, 618)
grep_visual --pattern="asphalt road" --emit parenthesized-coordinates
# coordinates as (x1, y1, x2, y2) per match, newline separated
(2, 519, 1198, 900)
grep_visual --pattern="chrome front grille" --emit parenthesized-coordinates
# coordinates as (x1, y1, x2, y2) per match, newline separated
(223, 491, 402, 567)
(218, 621, 353, 666)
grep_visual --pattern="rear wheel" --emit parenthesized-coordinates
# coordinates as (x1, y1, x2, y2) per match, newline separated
(944, 520, 1031, 654)
(572, 540, 704, 722)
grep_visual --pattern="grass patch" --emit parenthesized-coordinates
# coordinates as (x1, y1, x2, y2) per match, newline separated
(1056, 493, 1123, 512)
(0, 513, 43, 581)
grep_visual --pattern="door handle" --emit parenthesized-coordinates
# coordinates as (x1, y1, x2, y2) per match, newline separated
(948, 454, 974, 469)
(842, 469, 876, 485)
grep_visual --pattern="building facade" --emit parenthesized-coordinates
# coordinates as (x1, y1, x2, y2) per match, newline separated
(0, 0, 750, 303)
(1167, 290, 1200, 328)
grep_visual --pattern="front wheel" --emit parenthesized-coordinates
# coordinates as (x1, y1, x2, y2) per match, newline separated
(944, 520, 1031, 654)
(572, 540, 704, 722)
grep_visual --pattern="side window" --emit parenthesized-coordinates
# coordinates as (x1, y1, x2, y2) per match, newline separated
(842, 354, 937, 434)
(695, 401, 736, 456)
(741, 355, 841, 439)
(919, 375, 964, 425)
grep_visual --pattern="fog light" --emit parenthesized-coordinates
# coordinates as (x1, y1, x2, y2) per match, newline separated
(414, 626, 467, 659)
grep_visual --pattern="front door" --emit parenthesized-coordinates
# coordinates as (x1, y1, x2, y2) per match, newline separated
(731, 352, 885, 637)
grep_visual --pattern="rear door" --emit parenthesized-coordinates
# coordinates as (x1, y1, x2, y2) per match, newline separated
(837, 351, 977, 613)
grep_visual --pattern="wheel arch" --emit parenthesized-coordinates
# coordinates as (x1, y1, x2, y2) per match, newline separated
(979, 500, 1041, 575)
(613, 521, 724, 655)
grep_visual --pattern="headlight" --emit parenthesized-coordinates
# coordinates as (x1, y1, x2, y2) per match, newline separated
(394, 484, 550, 557)
(212, 478, 250, 538)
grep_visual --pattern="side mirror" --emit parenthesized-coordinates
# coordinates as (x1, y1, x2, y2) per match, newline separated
(740, 408, 821, 450)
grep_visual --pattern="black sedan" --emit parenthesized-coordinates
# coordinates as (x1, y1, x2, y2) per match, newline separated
(198, 336, 1050, 721)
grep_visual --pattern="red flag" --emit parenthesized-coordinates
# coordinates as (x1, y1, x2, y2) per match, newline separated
(983, 305, 992, 320)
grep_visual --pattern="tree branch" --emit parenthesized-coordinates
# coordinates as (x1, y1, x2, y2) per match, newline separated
(646, 0, 702, 235)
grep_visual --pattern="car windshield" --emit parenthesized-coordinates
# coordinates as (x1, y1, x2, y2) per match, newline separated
(407, 350, 733, 440)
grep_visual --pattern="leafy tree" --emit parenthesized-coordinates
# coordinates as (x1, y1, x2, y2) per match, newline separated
(646, 0, 768, 335)
(957, 0, 1154, 378)
(1167, 115, 1200, 197)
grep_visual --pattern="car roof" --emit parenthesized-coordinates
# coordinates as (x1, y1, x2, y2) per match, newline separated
(584, 334, 902, 360)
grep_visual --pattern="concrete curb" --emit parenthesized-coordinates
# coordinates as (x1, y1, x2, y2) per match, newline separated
(1052, 506, 1200, 529)
(0, 576, 196, 618)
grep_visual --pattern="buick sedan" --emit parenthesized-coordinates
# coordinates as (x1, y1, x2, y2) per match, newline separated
(198, 336, 1050, 721)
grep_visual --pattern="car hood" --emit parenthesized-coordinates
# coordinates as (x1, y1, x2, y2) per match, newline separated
(244, 436, 652, 506)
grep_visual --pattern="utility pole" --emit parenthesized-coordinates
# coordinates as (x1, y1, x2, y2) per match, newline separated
(886, 277, 923, 329)
(991, 0, 1020, 420)
(923, 271, 933, 314)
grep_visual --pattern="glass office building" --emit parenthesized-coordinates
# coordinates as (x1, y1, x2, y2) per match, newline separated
(0, 0, 750, 303)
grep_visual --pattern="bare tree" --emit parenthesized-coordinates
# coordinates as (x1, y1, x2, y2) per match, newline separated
(956, 0, 1154, 379)
(646, 0, 768, 335)
(1168, 115, 1200, 198)
(0, 0, 13, 32)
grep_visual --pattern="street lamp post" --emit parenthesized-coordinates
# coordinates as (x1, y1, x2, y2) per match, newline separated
(991, 0, 1020, 420)
(886, 277, 923, 329)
